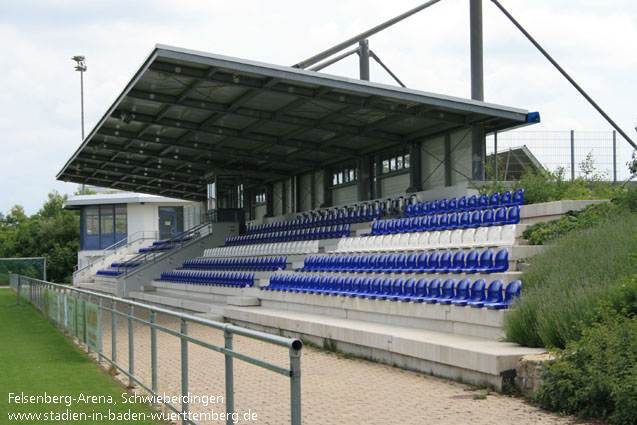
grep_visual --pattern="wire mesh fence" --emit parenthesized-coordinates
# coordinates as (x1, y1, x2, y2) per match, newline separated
(486, 130, 632, 182)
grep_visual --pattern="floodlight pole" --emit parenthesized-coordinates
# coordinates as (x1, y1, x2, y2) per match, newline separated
(72, 55, 87, 195)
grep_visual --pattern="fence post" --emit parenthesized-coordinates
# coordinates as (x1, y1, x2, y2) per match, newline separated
(111, 300, 117, 364)
(180, 319, 189, 425)
(128, 305, 134, 388)
(150, 311, 158, 401)
(612, 130, 617, 184)
(290, 346, 302, 425)
(224, 328, 235, 425)
(570, 130, 575, 180)
(98, 298, 103, 362)
(494, 131, 498, 182)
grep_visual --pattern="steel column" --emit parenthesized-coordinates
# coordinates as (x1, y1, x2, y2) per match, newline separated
(494, 131, 498, 182)
(470, 0, 485, 181)
(359, 40, 370, 81)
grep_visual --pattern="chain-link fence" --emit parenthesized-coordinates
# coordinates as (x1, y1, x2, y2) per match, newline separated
(486, 130, 633, 182)
(0, 257, 46, 285)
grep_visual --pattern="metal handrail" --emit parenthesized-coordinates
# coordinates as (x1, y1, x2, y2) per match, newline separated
(73, 230, 158, 274)
(117, 220, 213, 276)
(10, 274, 303, 425)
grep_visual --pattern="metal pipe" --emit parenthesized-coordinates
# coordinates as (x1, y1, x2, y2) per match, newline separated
(289, 347, 302, 425)
(111, 300, 117, 363)
(128, 305, 134, 388)
(470, 0, 484, 101)
(224, 329, 235, 425)
(494, 131, 498, 182)
(571, 130, 575, 180)
(359, 40, 370, 81)
(151, 311, 158, 399)
(308, 47, 359, 72)
(490, 0, 637, 150)
(369, 51, 406, 87)
(180, 319, 189, 425)
(293, 0, 443, 69)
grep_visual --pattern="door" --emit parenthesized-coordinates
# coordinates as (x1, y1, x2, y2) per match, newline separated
(158, 207, 183, 240)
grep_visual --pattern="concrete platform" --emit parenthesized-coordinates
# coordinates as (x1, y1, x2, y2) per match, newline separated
(223, 306, 546, 390)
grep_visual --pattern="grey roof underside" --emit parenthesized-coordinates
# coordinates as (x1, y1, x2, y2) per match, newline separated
(57, 44, 531, 201)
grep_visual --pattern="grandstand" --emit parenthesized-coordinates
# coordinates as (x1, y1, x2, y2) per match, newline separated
(55, 44, 603, 389)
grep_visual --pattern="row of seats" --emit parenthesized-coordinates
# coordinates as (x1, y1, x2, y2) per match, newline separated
(111, 262, 142, 268)
(226, 225, 350, 246)
(400, 190, 524, 218)
(336, 225, 516, 253)
(297, 248, 509, 274)
(204, 240, 320, 258)
(151, 235, 194, 246)
(157, 271, 255, 287)
(180, 256, 287, 271)
(96, 269, 124, 277)
(246, 207, 380, 235)
(366, 206, 520, 236)
(262, 274, 521, 310)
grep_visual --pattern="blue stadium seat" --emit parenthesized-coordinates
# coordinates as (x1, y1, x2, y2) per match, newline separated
(438, 250, 453, 273)
(421, 201, 431, 215)
(420, 278, 442, 303)
(437, 278, 457, 304)
(412, 278, 428, 303)
(395, 277, 416, 302)
(475, 249, 494, 273)
(452, 279, 486, 306)
(489, 192, 501, 208)
(376, 254, 388, 272)
(457, 196, 467, 211)
(504, 206, 521, 225)
(429, 200, 439, 215)
(450, 250, 466, 273)
(448, 213, 459, 229)
(355, 276, 373, 297)
(449, 278, 471, 304)
(459, 212, 471, 229)
(385, 253, 398, 272)
(467, 280, 503, 308)
(405, 252, 418, 271)
(467, 195, 477, 211)
(395, 253, 407, 272)
(512, 189, 525, 206)
(469, 211, 482, 228)
(500, 190, 512, 206)
(365, 276, 384, 299)
(481, 208, 495, 227)
(413, 252, 429, 273)
(485, 280, 522, 309)
(439, 214, 449, 230)
(494, 207, 507, 226)
(448, 197, 458, 212)
(439, 198, 448, 213)
(377, 277, 394, 300)
(487, 248, 509, 273)
(423, 251, 440, 273)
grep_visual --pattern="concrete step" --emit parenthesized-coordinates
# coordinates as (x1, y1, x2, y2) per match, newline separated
(223, 305, 546, 391)
(521, 199, 608, 224)
(76, 281, 118, 295)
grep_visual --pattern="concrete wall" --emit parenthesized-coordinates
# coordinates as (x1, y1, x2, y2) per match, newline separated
(379, 172, 409, 199)
(331, 184, 358, 206)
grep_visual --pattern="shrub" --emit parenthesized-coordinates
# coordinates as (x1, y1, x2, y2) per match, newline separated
(504, 215, 637, 348)
(534, 312, 637, 424)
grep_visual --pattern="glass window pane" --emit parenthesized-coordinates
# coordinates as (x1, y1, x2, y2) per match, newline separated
(404, 153, 411, 168)
(85, 207, 99, 235)
(397, 156, 403, 169)
(115, 205, 127, 235)
(338, 172, 343, 184)
(390, 157, 396, 171)
(333, 173, 338, 186)
(349, 169, 355, 181)
(382, 160, 390, 174)
(100, 205, 114, 235)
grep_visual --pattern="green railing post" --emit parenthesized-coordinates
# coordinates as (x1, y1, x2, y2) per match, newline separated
(224, 328, 235, 425)
(290, 346, 302, 425)
(128, 304, 134, 388)
(150, 311, 158, 402)
(180, 319, 189, 425)
(111, 300, 117, 364)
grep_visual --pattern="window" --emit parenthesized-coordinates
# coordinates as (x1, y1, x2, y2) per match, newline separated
(330, 162, 357, 187)
(379, 149, 410, 175)
(254, 189, 266, 204)
(81, 204, 127, 250)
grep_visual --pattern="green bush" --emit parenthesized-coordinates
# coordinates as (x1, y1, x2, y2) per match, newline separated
(534, 312, 637, 424)
(476, 167, 627, 205)
(504, 215, 637, 348)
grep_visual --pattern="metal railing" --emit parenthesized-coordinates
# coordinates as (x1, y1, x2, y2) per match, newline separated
(117, 221, 213, 276)
(9, 274, 303, 425)
(73, 230, 159, 274)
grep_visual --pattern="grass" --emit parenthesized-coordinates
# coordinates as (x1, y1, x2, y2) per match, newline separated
(0, 289, 165, 425)
(503, 214, 637, 348)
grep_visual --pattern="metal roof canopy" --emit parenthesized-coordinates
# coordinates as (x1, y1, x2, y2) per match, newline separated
(57, 44, 533, 202)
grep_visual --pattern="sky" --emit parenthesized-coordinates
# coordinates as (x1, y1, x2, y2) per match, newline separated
(0, 0, 635, 215)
